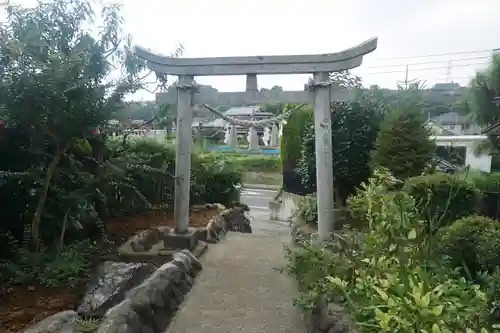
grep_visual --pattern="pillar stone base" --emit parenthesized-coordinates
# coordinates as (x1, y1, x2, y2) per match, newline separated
(162, 228, 198, 250)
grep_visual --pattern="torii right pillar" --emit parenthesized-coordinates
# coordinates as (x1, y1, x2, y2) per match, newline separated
(311, 73, 335, 242)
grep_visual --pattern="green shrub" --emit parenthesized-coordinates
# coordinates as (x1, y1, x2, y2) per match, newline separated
(347, 168, 403, 230)
(404, 172, 481, 228)
(284, 170, 492, 332)
(436, 215, 500, 278)
(201, 152, 281, 173)
(280, 106, 314, 194)
(236, 155, 281, 172)
(466, 170, 500, 193)
(0, 239, 98, 288)
(107, 138, 243, 208)
(371, 105, 435, 179)
(228, 155, 280, 172)
(281, 105, 314, 169)
(292, 194, 318, 226)
(191, 154, 242, 206)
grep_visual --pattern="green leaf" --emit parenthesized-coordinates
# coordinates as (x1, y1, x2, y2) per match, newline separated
(372, 286, 389, 301)
(407, 228, 417, 240)
(430, 305, 443, 316)
(431, 324, 441, 333)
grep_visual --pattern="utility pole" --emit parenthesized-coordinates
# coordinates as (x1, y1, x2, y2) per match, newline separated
(404, 65, 409, 90)
(396, 65, 418, 90)
(446, 61, 452, 83)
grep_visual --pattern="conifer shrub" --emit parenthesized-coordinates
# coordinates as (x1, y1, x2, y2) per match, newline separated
(371, 105, 435, 179)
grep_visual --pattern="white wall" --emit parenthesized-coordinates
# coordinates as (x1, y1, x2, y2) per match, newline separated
(433, 135, 491, 173)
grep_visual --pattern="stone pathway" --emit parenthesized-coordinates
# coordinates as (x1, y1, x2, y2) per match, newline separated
(167, 224, 306, 333)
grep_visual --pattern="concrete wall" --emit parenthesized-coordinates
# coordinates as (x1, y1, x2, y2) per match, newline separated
(269, 191, 302, 222)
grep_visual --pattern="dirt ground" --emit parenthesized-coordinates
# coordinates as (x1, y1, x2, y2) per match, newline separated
(0, 208, 220, 333)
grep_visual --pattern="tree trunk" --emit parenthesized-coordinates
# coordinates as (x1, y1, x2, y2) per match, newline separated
(31, 150, 65, 251)
(58, 209, 70, 252)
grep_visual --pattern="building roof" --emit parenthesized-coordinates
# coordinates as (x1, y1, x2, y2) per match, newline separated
(200, 118, 227, 128)
(224, 106, 274, 117)
(483, 121, 500, 135)
(434, 156, 459, 173)
(430, 82, 461, 91)
(431, 112, 474, 125)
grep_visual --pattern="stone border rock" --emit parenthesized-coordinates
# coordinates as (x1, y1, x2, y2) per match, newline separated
(196, 206, 252, 243)
(22, 250, 202, 333)
(95, 250, 202, 333)
(76, 262, 156, 318)
(304, 301, 358, 333)
(24, 310, 79, 333)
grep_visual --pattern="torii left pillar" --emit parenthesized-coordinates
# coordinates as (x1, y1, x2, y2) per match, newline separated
(167, 75, 198, 249)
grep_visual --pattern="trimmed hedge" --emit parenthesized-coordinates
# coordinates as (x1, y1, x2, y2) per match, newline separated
(191, 153, 242, 206)
(466, 170, 500, 193)
(403, 172, 481, 228)
(280, 105, 314, 194)
(436, 215, 500, 278)
(203, 152, 281, 173)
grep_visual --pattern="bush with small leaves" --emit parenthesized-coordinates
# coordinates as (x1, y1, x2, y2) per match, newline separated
(436, 215, 500, 278)
(284, 169, 495, 332)
(404, 172, 481, 229)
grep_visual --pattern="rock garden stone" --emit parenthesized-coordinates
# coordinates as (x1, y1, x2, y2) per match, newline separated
(97, 299, 141, 333)
(77, 261, 155, 317)
(180, 249, 202, 272)
(95, 250, 202, 333)
(220, 208, 252, 233)
(23, 310, 78, 333)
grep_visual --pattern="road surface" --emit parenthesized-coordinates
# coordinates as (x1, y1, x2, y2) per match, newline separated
(240, 187, 290, 235)
(241, 187, 276, 213)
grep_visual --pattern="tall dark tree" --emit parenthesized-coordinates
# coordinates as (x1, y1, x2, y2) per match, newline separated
(292, 71, 387, 202)
(0, 0, 158, 249)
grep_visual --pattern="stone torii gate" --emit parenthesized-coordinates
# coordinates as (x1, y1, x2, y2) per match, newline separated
(135, 37, 378, 242)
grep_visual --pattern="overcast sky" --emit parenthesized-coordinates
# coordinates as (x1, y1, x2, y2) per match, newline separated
(11, 0, 500, 101)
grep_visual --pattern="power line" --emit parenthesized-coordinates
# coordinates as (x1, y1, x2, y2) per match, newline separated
(366, 56, 489, 69)
(366, 62, 488, 75)
(139, 62, 487, 85)
(139, 61, 490, 85)
(373, 48, 500, 61)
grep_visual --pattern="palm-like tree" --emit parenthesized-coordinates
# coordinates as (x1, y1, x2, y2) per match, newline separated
(468, 53, 500, 126)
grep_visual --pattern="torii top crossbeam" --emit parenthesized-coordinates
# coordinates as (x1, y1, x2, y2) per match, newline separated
(134, 38, 378, 76)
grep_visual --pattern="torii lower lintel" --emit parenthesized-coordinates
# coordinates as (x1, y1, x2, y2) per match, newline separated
(156, 87, 353, 107)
